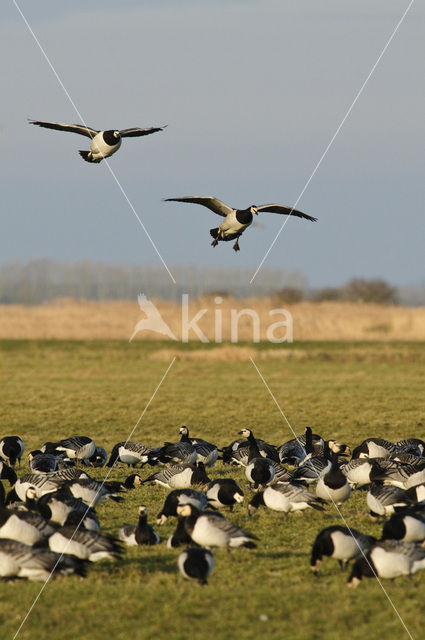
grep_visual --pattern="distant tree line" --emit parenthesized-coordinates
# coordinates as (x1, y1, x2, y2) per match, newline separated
(0, 260, 423, 306)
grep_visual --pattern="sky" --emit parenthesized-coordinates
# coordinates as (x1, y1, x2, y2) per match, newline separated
(2, 0, 424, 288)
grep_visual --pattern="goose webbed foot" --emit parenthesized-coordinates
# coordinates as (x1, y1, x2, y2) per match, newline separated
(233, 238, 240, 252)
(211, 237, 219, 248)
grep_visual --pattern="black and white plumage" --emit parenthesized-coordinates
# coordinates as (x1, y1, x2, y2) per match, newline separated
(370, 459, 425, 490)
(0, 461, 17, 486)
(156, 489, 208, 525)
(142, 463, 210, 490)
(43, 436, 96, 461)
(83, 446, 108, 467)
(29, 120, 165, 163)
(352, 437, 397, 460)
(310, 526, 376, 574)
(149, 428, 197, 466)
(206, 479, 244, 510)
(167, 516, 194, 549)
(107, 442, 158, 468)
(63, 478, 125, 506)
(164, 196, 317, 252)
(48, 526, 122, 561)
(0, 436, 24, 467)
(382, 510, 425, 543)
(176, 503, 257, 550)
(0, 539, 87, 581)
(348, 540, 425, 586)
(28, 450, 58, 473)
(366, 482, 413, 518)
(179, 428, 218, 467)
(118, 506, 160, 546)
(340, 458, 380, 489)
(35, 486, 99, 531)
(0, 500, 56, 546)
(178, 548, 214, 585)
(315, 452, 351, 505)
(248, 483, 325, 516)
(13, 468, 89, 501)
(238, 429, 275, 489)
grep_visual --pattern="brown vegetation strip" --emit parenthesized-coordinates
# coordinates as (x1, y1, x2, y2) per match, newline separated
(0, 298, 424, 341)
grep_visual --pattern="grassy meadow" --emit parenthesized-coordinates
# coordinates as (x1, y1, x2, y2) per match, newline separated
(1, 339, 425, 640)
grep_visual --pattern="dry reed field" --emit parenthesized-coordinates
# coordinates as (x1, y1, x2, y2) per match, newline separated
(0, 298, 425, 341)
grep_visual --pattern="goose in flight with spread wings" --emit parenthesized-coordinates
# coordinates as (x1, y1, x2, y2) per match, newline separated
(29, 119, 166, 163)
(164, 196, 317, 252)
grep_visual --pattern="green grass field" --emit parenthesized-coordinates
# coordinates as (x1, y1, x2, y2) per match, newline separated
(1, 340, 425, 640)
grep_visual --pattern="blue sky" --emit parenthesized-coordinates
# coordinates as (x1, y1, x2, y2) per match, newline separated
(2, 0, 424, 287)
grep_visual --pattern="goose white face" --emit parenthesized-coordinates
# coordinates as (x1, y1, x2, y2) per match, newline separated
(138, 506, 148, 515)
(239, 428, 251, 439)
(249, 206, 258, 215)
(179, 427, 189, 436)
(176, 504, 192, 517)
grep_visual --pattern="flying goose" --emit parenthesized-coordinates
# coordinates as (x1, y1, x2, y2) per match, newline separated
(178, 548, 214, 585)
(176, 503, 257, 550)
(0, 538, 87, 581)
(29, 120, 165, 163)
(118, 506, 160, 546)
(348, 540, 425, 586)
(156, 489, 208, 525)
(164, 196, 317, 252)
(310, 525, 376, 574)
(0, 436, 24, 467)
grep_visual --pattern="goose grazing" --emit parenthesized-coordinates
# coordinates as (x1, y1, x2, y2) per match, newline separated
(149, 427, 197, 466)
(13, 468, 89, 501)
(178, 548, 214, 585)
(0, 436, 24, 466)
(107, 441, 159, 468)
(238, 428, 275, 489)
(310, 526, 376, 574)
(381, 510, 425, 543)
(315, 452, 351, 505)
(142, 462, 210, 490)
(352, 437, 397, 459)
(156, 489, 208, 525)
(64, 478, 125, 506)
(0, 489, 56, 545)
(164, 196, 316, 252)
(176, 503, 257, 550)
(45, 436, 96, 462)
(293, 440, 345, 485)
(28, 450, 58, 473)
(179, 427, 218, 467)
(167, 516, 194, 548)
(118, 506, 160, 546)
(83, 446, 107, 467)
(29, 119, 165, 163)
(348, 540, 425, 586)
(395, 438, 425, 457)
(248, 483, 325, 516)
(366, 482, 413, 519)
(0, 539, 87, 581)
(370, 459, 425, 490)
(206, 479, 244, 510)
(340, 458, 381, 489)
(35, 486, 100, 531)
(48, 526, 122, 561)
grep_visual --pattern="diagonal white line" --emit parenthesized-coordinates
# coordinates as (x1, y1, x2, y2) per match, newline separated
(250, 0, 415, 284)
(12, 357, 176, 640)
(250, 357, 415, 640)
(12, 0, 176, 284)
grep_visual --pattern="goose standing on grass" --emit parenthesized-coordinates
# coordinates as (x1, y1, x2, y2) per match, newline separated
(148, 427, 197, 465)
(107, 442, 159, 468)
(0, 538, 88, 581)
(176, 503, 257, 550)
(142, 462, 210, 490)
(206, 479, 244, 510)
(315, 452, 351, 505)
(347, 540, 425, 586)
(0, 489, 56, 545)
(310, 526, 376, 574)
(28, 450, 58, 473)
(29, 120, 166, 163)
(44, 436, 96, 462)
(366, 482, 413, 519)
(178, 548, 214, 585)
(48, 526, 122, 561)
(180, 427, 218, 467)
(35, 486, 100, 531)
(118, 506, 160, 546)
(156, 489, 208, 525)
(248, 483, 325, 516)
(0, 436, 24, 466)
(63, 478, 125, 506)
(381, 510, 425, 543)
(164, 196, 317, 252)
(239, 428, 275, 489)
(83, 446, 107, 467)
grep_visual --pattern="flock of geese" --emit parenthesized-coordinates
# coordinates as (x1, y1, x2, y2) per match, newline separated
(29, 119, 317, 252)
(1, 427, 425, 586)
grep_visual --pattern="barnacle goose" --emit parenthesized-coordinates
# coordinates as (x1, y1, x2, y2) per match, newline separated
(340, 458, 381, 488)
(142, 462, 210, 490)
(180, 427, 218, 467)
(83, 446, 107, 467)
(178, 548, 214, 585)
(366, 482, 413, 518)
(315, 452, 351, 505)
(239, 429, 275, 489)
(310, 526, 376, 574)
(34, 486, 100, 531)
(164, 196, 316, 252)
(292, 441, 340, 485)
(348, 540, 425, 586)
(395, 438, 425, 457)
(222, 434, 279, 467)
(0, 461, 17, 486)
(118, 506, 160, 546)
(48, 526, 122, 561)
(382, 510, 425, 543)
(0, 538, 87, 581)
(206, 479, 244, 510)
(176, 503, 257, 549)
(0, 436, 24, 466)
(0, 488, 56, 545)
(167, 516, 194, 548)
(156, 489, 208, 525)
(370, 459, 425, 489)
(30, 119, 166, 163)
(63, 478, 125, 506)
(13, 468, 90, 501)
(248, 483, 325, 516)
(148, 427, 197, 466)
(28, 450, 58, 473)
(45, 436, 96, 461)
(107, 441, 158, 468)
(352, 437, 397, 459)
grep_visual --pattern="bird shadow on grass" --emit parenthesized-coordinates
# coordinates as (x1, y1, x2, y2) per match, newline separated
(254, 551, 307, 560)
(111, 553, 177, 575)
